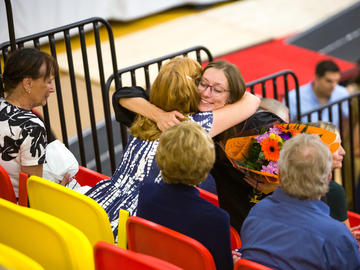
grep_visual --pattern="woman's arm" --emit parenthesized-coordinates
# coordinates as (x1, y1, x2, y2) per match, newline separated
(120, 97, 184, 131)
(21, 164, 43, 178)
(210, 92, 260, 137)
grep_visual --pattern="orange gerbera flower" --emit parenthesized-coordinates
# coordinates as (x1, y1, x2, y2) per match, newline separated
(260, 137, 280, 161)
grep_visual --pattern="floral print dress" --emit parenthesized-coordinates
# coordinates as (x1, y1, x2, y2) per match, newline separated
(0, 98, 47, 196)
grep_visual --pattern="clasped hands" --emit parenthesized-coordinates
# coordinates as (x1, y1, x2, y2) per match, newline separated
(156, 111, 184, 131)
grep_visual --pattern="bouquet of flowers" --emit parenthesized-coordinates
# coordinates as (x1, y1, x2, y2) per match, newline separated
(224, 123, 338, 186)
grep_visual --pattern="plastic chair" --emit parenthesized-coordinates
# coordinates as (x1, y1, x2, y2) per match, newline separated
(234, 258, 273, 270)
(0, 198, 94, 270)
(75, 165, 110, 187)
(197, 186, 241, 249)
(0, 165, 29, 206)
(348, 210, 360, 227)
(230, 226, 242, 249)
(94, 241, 182, 270)
(118, 208, 130, 249)
(0, 242, 44, 270)
(27, 175, 114, 246)
(18, 171, 29, 206)
(127, 216, 216, 270)
(0, 165, 17, 203)
(197, 186, 220, 207)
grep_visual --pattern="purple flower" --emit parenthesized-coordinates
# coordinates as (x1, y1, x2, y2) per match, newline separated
(255, 132, 269, 143)
(279, 132, 291, 140)
(261, 161, 278, 174)
(269, 126, 281, 135)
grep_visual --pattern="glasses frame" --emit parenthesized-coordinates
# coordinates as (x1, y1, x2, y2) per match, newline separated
(196, 78, 229, 96)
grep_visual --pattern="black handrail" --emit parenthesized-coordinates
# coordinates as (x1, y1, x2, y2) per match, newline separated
(4, 0, 16, 52)
(246, 69, 300, 119)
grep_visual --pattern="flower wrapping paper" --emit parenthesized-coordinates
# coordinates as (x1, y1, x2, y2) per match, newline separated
(224, 123, 339, 185)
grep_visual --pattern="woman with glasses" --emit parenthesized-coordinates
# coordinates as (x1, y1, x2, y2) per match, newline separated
(85, 57, 259, 242)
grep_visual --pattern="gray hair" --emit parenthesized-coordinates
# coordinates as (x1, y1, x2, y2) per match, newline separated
(278, 133, 332, 200)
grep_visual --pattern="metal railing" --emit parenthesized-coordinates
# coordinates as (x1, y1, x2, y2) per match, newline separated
(246, 69, 300, 119)
(0, 17, 120, 174)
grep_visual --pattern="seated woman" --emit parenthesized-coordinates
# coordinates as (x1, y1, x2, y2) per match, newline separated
(85, 57, 260, 241)
(0, 48, 70, 198)
(137, 121, 235, 270)
(114, 60, 287, 232)
(310, 121, 349, 227)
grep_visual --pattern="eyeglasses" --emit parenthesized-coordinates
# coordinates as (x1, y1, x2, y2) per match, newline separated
(197, 79, 229, 96)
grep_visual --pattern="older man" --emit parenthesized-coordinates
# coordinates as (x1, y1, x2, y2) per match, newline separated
(287, 59, 349, 128)
(240, 133, 360, 270)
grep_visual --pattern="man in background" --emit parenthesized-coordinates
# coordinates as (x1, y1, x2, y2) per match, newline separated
(287, 59, 349, 128)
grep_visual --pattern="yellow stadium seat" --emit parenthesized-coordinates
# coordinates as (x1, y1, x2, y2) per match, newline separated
(117, 208, 130, 249)
(0, 198, 94, 270)
(0, 242, 44, 270)
(27, 175, 114, 246)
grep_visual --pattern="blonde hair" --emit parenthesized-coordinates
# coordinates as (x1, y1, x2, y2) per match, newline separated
(131, 57, 202, 140)
(156, 121, 215, 186)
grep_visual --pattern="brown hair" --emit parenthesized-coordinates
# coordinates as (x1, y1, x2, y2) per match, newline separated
(2, 48, 59, 93)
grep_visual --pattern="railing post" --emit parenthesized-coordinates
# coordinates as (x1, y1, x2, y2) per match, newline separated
(5, 0, 16, 52)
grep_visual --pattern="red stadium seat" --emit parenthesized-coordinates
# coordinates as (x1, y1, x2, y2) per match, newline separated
(0, 165, 28, 206)
(230, 226, 242, 249)
(127, 216, 216, 270)
(0, 165, 17, 203)
(197, 187, 219, 207)
(94, 241, 182, 270)
(348, 211, 360, 228)
(75, 165, 110, 187)
(234, 258, 273, 270)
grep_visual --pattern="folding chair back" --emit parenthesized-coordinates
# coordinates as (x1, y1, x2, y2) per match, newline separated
(234, 258, 273, 270)
(117, 208, 130, 248)
(0, 242, 44, 270)
(230, 226, 242, 249)
(94, 241, 182, 270)
(0, 198, 94, 269)
(348, 210, 360, 227)
(0, 166, 29, 206)
(197, 187, 219, 207)
(127, 216, 216, 270)
(75, 165, 110, 187)
(27, 175, 114, 246)
(0, 165, 17, 203)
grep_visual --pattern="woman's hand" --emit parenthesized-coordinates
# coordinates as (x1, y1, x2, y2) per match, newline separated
(243, 175, 278, 194)
(60, 172, 73, 186)
(156, 111, 184, 131)
(232, 249, 242, 263)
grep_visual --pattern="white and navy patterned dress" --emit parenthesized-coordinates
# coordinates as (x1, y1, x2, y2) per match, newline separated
(86, 111, 213, 240)
(0, 98, 47, 196)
